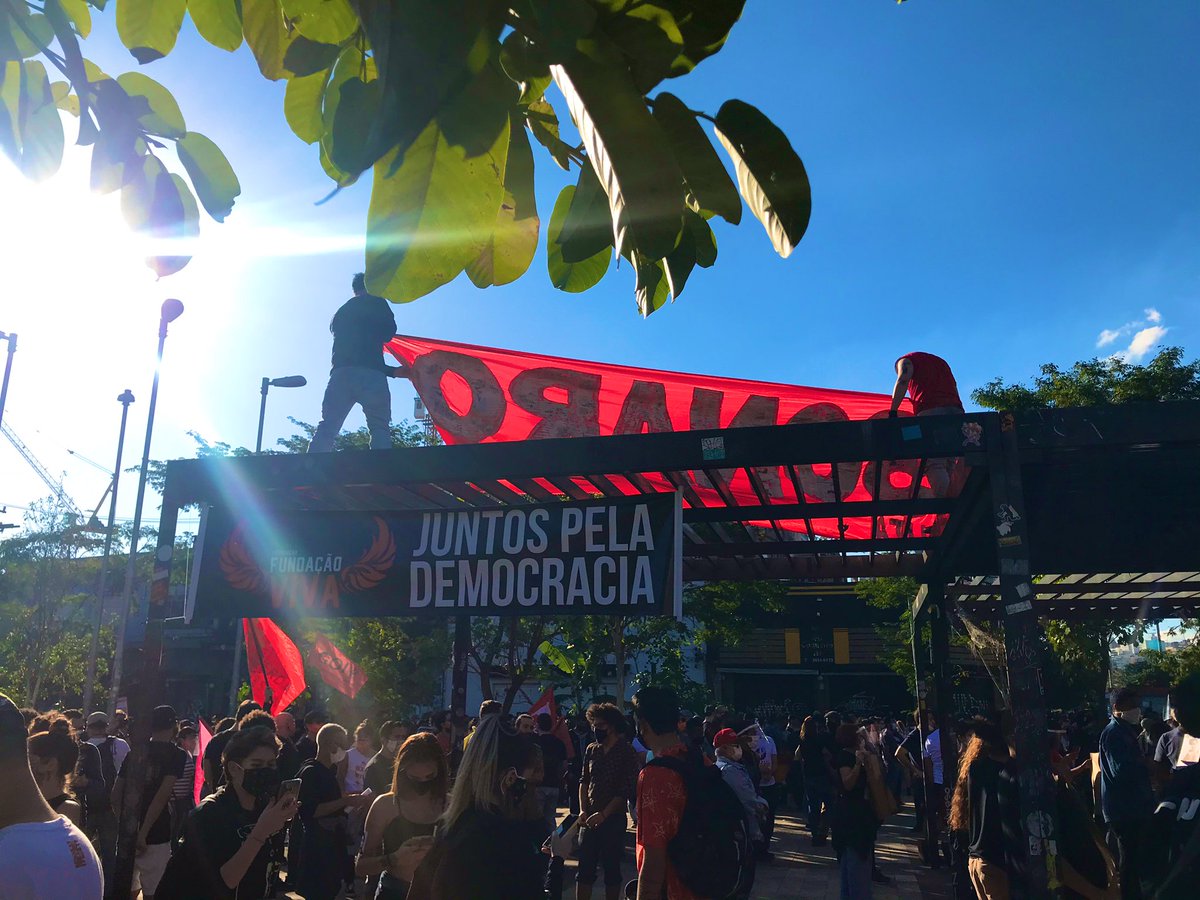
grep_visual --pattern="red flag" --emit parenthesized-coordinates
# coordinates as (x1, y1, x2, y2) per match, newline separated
(194, 718, 212, 805)
(244, 618, 307, 715)
(526, 685, 558, 720)
(309, 633, 368, 699)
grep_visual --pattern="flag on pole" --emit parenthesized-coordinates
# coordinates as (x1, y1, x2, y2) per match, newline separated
(526, 685, 558, 720)
(244, 618, 307, 715)
(309, 633, 368, 699)
(194, 717, 212, 805)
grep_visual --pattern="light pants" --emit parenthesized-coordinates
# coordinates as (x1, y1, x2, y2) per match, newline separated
(309, 366, 392, 452)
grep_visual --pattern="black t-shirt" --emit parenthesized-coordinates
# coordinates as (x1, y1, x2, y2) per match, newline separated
(298, 759, 342, 823)
(832, 749, 876, 852)
(1149, 762, 1200, 899)
(157, 787, 279, 899)
(537, 733, 567, 787)
(966, 757, 1019, 865)
(295, 734, 318, 762)
(364, 750, 395, 797)
(801, 736, 832, 780)
(329, 294, 397, 372)
(119, 740, 188, 844)
(407, 807, 547, 900)
(276, 737, 301, 780)
(203, 730, 235, 787)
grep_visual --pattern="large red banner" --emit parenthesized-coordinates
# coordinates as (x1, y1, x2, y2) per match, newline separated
(386, 336, 934, 539)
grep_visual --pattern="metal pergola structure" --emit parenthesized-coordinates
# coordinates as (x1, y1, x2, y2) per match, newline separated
(126, 400, 1200, 899)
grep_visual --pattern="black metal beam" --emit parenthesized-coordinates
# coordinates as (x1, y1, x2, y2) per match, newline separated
(952, 580, 1200, 597)
(685, 554, 925, 580)
(1015, 401, 1200, 450)
(684, 538, 929, 557)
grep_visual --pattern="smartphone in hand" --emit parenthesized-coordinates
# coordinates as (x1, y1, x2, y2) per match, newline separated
(277, 778, 302, 804)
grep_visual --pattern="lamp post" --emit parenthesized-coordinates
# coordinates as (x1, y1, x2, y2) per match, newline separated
(82, 389, 135, 715)
(228, 374, 307, 710)
(0, 330, 16, 433)
(109, 300, 184, 717)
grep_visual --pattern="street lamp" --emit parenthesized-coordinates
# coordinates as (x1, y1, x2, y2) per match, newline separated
(82, 390, 136, 715)
(0, 330, 17, 433)
(109, 300, 184, 716)
(228, 373, 307, 709)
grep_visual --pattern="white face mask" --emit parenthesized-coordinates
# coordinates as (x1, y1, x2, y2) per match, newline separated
(729, 747, 743, 762)
(384, 740, 400, 755)
(1119, 709, 1143, 727)
(330, 748, 347, 764)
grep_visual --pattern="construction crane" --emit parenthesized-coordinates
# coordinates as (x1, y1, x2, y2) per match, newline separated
(1, 421, 87, 524)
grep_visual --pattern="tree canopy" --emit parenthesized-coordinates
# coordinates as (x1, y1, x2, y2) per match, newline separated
(2, 0, 818, 314)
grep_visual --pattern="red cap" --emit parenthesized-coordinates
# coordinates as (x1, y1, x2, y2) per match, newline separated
(713, 728, 739, 749)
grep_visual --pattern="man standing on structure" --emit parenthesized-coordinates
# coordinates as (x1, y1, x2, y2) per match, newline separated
(889, 352, 965, 495)
(308, 273, 408, 452)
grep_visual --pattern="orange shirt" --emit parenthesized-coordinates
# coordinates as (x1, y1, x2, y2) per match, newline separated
(635, 744, 704, 900)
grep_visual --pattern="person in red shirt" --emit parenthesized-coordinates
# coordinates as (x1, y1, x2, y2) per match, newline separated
(889, 352, 965, 496)
(632, 687, 706, 900)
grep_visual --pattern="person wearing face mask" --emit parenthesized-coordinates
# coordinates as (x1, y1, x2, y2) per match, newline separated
(406, 714, 547, 900)
(156, 726, 298, 898)
(1099, 687, 1155, 900)
(357, 734, 448, 899)
(576, 702, 640, 900)
(713, 728, 764, 892)
(296, 723, 373, 900)
(365, 721, 412, 797)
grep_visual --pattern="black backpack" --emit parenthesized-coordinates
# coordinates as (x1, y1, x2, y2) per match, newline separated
(644, 754, 753, 900)
(94, 738, 118, 813)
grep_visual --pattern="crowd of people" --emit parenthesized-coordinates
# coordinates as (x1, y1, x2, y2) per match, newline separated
(4, 676, 1200, 899)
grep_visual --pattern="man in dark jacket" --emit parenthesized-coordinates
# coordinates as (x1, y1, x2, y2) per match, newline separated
(308, 272, 408, 452)
(1099, 687, 1156, 899)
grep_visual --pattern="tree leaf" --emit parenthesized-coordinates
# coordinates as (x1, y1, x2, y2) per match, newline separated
(366, 110, 508, 303)
(177, 131, 241, 221)
(510, 0, 596, 63)
(557, 161, 612, 263)
(0, 2, 55, 62)
(467, 116, 539, 288)
(188, 0, 242, 52)
(116, 0, 186, 64)
(632, 250, 670, 316)
(282, 35, 341, 78)
(284, 67, 327, 144)
(525, 98, 571, 170)
(664, 0, 746, 77)
(662, 221, 695, 300)
(652, 91, 740, 224)
(43, 0, 96, 142)
(552, 37, 685, 261)
(714, 99, 811, 258)
(686, 208, 717, 267)
(538, 639, 576, 675)
(281, 0, 357, 45)
(328, 75, 382, 175)
(242, 0, 299, 80)
(599, 3, 684, 93)
(58, 0, 92, 37)
(546, 184, 610, 293)
(116, 72, 186, 138)
(120, 155, 197, 275)
(0, 61, 64, 180)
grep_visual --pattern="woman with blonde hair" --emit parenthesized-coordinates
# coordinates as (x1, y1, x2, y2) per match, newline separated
(948, 719, 1019, 900)
(356, 733, 448, 899)
(407, 714, 546, 900)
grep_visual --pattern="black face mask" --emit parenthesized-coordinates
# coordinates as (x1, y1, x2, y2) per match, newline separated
(593, 728, 609, 744)
(507, 776, 528, 805)
(399, 773, 437, 797)
(239, 766, 282, 804)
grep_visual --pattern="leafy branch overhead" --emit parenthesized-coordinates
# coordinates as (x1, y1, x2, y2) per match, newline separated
(2, 0, 816, 314)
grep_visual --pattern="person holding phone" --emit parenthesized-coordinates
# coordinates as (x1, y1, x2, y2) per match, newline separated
(356, 733, 448, 899)
(156, 726, 298, 898)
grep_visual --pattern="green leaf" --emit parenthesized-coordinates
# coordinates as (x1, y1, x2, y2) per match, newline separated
(284, 68, 327, 144)
(188, 0, 243, 52)
(665, 0, 745, 77)
(557, 161, 612, 263)
(43, 0, 96, 142)
(552, 38, 685, 261)
(652, 91, 740, 224)
(686, 208, 717, 267)
(120, 155, 198, 276)
(282, 35, 342, 78)
(466, 116, 539, 288)
(546, 184, 610, 293)
(58, 0, 92, 37)
(599, 3, 684, 93)
(632, 250, 670, 316)
(281, 0, 357, 45)
(714, 99, 811, 258)
(116, 72, 186, 138)
(500, 32, 549, 85)
(366, 109, 509, 303)
(116, 0, 186, 64)
(177, 131, 241, 221)
(525, 98, 571, 170)
(328, 75, 382, 175)
(242, 0, 299, 80)
(662, 222, 695, 300)
(0, 61, 64, 180)
(538, 639, 576, 675)
(510, 0, 596, 62)
(0, 6, 54, 61)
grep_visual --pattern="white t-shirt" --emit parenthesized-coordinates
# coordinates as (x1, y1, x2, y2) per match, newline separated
(88, 735, 131, 773)
(756, 734, 778, 787)
(0, 817, 102, 899)
(922, 729, 944, 785)
(344, 747, 371, 795)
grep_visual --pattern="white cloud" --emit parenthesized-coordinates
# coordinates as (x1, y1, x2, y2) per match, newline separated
(1145, 307, 1162, 324)
(1117, 325, 1169, 363)
(1097, 328, 1121, 347)
(1096, 309, 1169, 361)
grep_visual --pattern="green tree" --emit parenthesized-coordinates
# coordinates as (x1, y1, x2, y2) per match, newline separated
(3, 0, 815, 313)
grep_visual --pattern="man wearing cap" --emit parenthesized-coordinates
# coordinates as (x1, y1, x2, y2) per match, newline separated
(111, 705, 189, 899)
(85, 710, 130, 889)
(0, 691, 103, 898)
(713, 728, 765, 855)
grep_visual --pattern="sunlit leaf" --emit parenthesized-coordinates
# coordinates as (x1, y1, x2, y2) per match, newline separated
(284, 68, 328, 144)
(0, 6, 54, 61)
(328, 75, 382, 175)
(557, 161, 612, 263)
(632, 250, 670, 316)
(116, 0, 186, 64)
(116, 72, 186, 138)
(281, 0, 357, 45)
(120, 155, 198, 275)
(714, 99, 811, 258)
(188, 0, 243, 52)
(58, 0, 92, 37)
(0, 61, 63, 180)
(282, 35, 341, 78)
(467, 116, 539, 287)
(546, 184, 610, 293)
(242, 0, 299, 80)
(177, 131, 241, 221)
(538, 639, 576, 675)
(525, 98, 571, 170)
(599, 3, 684, 93)
(652, 91, 740, 224)
(666, 0, 746, 77)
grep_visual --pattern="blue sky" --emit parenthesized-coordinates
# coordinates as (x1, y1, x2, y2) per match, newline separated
(1, 1, 1198, 530)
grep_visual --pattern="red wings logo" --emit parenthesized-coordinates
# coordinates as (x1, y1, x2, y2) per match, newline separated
(218, 518, 395, 610)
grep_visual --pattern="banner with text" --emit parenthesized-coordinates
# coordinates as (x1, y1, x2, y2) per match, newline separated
(387, 335, 935, 539)
(195, 494, 682, 619)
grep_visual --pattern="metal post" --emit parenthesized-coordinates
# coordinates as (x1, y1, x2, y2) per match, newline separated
(928, 581, 959, 868)
(82, 390, 135, 715)
(452, 616, 470, 714)
(911, 593, 942, 864)
(0, 331, 16, 433)
(986, 412, 1057, 899)
(256, 377, 270, 454)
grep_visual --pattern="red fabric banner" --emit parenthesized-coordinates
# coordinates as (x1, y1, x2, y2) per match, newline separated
(387, 336, 936, 539)
(194, 718, 211, 805)
(525, 686, 574, 759)
(309, 633, 368, 699)
(244, 617, 307, 715)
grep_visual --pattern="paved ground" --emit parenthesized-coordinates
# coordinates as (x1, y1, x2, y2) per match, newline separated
(554, 801, 953, 900)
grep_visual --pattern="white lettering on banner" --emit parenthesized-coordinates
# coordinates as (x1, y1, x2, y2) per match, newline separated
(631, 504, 653, 550)
(528, 509, 549, 553)
(414, 507, 654, 556)
(269, 555, 343, 574)
(562, 508, 584, 550)
(410, 562, 431, 607)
